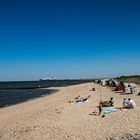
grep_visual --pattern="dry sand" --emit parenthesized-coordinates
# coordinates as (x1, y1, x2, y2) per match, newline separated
(0, 83, 140, 140)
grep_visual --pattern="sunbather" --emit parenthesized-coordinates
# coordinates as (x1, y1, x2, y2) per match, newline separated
(75, 95, 91, 103)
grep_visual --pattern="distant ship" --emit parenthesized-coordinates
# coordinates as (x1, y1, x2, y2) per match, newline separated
(39, 77, 56, 81)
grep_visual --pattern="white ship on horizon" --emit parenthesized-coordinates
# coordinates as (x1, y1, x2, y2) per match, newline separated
(39, 77, 56, 81)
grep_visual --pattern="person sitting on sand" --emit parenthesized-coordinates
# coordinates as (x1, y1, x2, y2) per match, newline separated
(109, 97, 114, 106)
(123, 98, 127, 108)
(127, 98, 136, 109)
(91, 88, 95, 91)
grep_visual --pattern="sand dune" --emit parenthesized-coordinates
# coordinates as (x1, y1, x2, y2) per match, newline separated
(0, 83, 140, 140)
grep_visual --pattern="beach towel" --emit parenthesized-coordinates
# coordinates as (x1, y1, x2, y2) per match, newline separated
(103, 107, 128, 114)
(103, 107, 120, 112)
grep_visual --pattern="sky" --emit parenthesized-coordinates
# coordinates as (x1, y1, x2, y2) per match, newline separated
(0, 0, 140, 81)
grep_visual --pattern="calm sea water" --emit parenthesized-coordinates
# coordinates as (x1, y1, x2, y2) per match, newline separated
(0, 89, 58, 108)
(0, 80, 93, 108)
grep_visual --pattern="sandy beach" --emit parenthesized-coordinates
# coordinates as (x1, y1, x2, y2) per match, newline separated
(0, 83, 140, 140)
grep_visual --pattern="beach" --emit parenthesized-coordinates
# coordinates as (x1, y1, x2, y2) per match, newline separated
(0, 83, 140, 140)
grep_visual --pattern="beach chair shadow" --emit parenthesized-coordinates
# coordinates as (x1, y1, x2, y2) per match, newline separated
(89, 113, 98, 116)
(114, 91, 124, 94)
(119, 93, 133, 95)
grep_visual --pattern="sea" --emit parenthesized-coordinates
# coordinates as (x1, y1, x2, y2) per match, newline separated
(0, 80, 93, 108)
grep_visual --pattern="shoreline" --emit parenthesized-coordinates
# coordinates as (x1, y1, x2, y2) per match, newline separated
(0, 83, 140, 140)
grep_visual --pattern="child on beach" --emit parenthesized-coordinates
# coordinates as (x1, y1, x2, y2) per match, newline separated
(98, 102, 103, 116)
(123, 98, 127, 108)
(110, 97, 114, 106)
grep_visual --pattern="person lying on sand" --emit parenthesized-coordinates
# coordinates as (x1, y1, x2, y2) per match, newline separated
(69, 95, 91, 103)
(75, 95, 91, 103)
(100, 97, 115, 107)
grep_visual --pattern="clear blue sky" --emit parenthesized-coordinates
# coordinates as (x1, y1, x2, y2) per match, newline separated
(0, 0, 140, 81)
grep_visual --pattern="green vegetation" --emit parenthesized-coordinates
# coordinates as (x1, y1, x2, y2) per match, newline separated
(117, 75, 140, 84)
